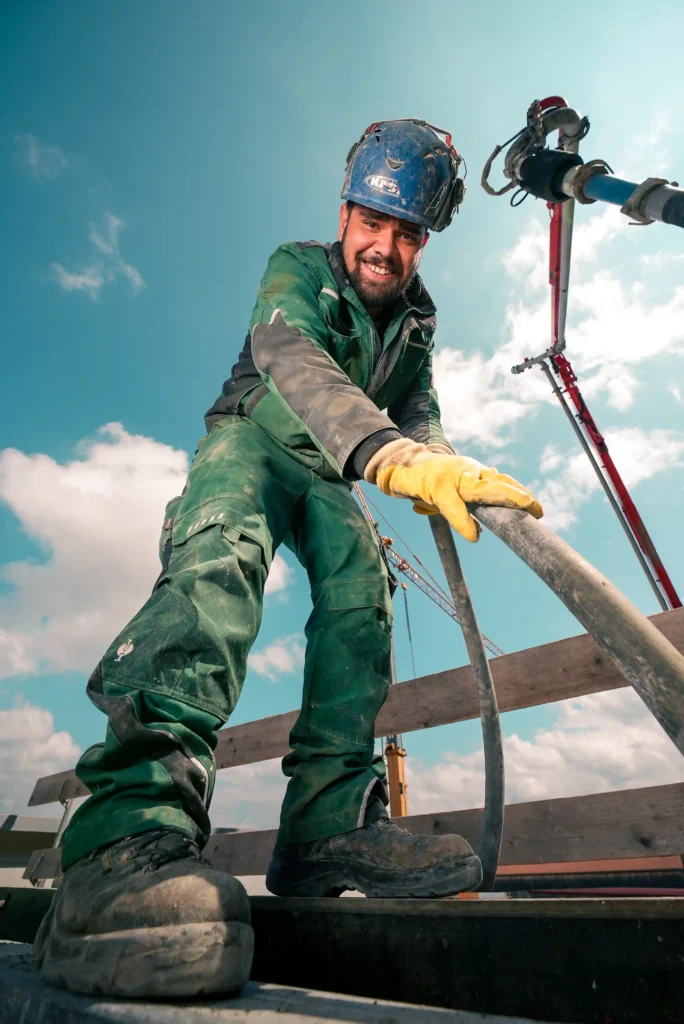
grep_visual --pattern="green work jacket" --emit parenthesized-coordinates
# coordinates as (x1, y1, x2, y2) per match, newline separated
(205, 240, 452, 479)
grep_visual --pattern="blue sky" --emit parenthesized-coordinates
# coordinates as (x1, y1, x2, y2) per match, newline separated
(2, 0, 684, 825)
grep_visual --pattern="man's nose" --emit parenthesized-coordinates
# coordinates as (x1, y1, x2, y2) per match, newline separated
(371, 227, 398, 259)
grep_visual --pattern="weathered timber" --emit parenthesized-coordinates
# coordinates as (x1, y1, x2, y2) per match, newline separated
(27, 607, 684, 807)
(250, 895, 684, 1023)
(21, 847, 62, 882)
(0, 816, 59, 858)
(204, 782, 684, 876)
(26, 783, 684, 881)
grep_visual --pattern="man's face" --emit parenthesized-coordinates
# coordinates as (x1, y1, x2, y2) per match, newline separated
(338, 203, 428, 315)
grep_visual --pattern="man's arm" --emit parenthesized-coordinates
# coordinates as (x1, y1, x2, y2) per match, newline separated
(387, 342, 454, 454)
(250, 244, 401, 477)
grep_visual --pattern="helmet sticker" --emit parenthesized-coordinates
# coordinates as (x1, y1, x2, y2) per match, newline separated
(365, 174, 400, 196)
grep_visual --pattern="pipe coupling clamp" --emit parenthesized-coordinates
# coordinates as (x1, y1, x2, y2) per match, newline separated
(569, 158, 613, 204)
(621, 176, 672, 226)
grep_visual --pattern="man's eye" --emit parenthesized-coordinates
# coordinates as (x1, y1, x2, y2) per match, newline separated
(364, 220, 378, 228)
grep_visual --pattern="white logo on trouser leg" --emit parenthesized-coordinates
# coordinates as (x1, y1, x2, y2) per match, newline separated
(115, 639, 135, 662)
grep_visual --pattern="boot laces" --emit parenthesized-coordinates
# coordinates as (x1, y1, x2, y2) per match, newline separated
(131, 829, 204, 871)
(372, 816, 411, 837)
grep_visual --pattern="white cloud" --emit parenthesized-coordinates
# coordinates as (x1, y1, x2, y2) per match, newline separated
(624, 112, 671, 178)
(0, 702, 81, 813)
(503, 219, 548, 292)
(265, 555, 292, 595)
(211, 758, 286, 832)
(0, 424, 295, 681)
(669, 385, 682, 404)
(436, 210, 684, 452)
(49, 264, 105, 301)
(14, 133, 68, 180)
(533, 426, 684, 530)
(51, 212, 145, 301)
(0, 424, 187, 680)
(435, 120, 684, 457)
(248, 634, 305, 682)
(406, 687, 684, 815)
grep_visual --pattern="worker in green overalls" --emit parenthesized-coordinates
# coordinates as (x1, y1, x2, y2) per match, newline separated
(36, 120, 542, 999)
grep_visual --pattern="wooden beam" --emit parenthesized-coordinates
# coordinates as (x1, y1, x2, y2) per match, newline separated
(27, 608, 684, 806)
(24, 783, 684, 880)
(204, 782, 684, 876)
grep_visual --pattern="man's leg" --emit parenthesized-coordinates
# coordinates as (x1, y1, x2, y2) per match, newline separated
(276, 474, 393, 845)
(36, 418, 303, 997)
(267, 477, 483, 897)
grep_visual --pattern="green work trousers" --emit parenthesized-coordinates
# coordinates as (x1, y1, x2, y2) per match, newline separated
(62, 417, 393, 869)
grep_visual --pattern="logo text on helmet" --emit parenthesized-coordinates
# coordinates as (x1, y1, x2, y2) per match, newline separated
(365, 174, 400, 196)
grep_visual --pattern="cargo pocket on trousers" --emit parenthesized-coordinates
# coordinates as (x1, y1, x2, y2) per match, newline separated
(156, 494, 185, 582)
(171, 496, 273, 573)
(325, 579, 393, 627)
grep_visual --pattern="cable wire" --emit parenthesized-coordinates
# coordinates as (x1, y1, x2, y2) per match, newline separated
(360, 489, 453, 601)
(402, 584, 417, 679)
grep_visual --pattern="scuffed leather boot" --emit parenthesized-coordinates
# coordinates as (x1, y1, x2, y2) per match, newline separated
(266, 808, 482, 898)
(34, 828, 253, 998)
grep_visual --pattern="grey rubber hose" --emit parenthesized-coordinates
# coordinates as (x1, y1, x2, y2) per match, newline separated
(430, 515, 504, 891)
(474, 506, 684, 756)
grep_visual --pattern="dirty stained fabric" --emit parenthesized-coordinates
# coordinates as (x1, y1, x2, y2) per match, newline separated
(62, 238, 454, 869)
(205, 240, 453, 477)
(62, 418, 392, 867)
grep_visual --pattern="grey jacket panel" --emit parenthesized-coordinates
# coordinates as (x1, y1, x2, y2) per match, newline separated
(252, 311, 397, 473)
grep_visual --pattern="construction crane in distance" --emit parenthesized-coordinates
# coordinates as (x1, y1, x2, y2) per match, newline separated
(354, 484, 505, 816)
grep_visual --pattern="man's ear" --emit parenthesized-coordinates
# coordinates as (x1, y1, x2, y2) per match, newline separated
(422, 231, 430, 249)
(338, 203, 350, 241)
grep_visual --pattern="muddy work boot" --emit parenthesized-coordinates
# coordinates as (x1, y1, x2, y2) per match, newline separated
(266, 813, 482, 898)
(34, 828, 253, 998)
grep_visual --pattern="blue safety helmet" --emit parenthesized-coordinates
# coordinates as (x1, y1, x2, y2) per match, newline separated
(341, 119, 466, 232)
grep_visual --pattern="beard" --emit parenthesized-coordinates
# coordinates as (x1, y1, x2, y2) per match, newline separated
(341, 229, 417, 311)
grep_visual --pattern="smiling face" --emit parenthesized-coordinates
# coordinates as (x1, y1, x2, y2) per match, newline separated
(338, 202, 428, 317)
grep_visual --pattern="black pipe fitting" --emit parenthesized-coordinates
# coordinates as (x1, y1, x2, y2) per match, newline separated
(661, 191, 684, 228)
(519, 148, 584, 203)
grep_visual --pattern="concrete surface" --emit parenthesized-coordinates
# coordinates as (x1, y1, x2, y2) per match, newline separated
(0, 942, 549, 1023)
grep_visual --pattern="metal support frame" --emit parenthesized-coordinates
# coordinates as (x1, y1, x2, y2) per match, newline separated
(504, 96, 681, 611)
(30, 789, 73, 889)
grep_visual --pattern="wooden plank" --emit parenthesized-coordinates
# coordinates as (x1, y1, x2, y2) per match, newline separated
(0, 816, 60, 855)
(28, 769, 88, 806)
(27, 607, 684, 806)
(204, 783, 684, 876)
(495, 854, 684, 875)
(22, 848, 62, 881)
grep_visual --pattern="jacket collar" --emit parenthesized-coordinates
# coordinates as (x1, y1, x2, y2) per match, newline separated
(326, 241, 436, 321)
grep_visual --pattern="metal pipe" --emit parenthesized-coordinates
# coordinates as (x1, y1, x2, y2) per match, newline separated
(579, 173, 635, 207)
(562, 169, 684, 228)
(540, 362, 668, 611)
(429, 515, 504, 891)
(473, 505, 684, 756)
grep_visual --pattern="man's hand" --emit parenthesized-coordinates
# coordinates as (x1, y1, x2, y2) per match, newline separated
(364, 439, 543, 543)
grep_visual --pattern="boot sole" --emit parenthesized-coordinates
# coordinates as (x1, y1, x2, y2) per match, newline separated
(266, 852, 483, 898)
(36, 918, 254, 998)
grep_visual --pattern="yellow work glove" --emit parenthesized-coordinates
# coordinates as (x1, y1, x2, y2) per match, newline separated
(364, 438, 543, 543)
